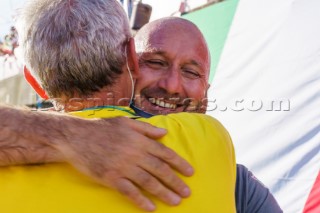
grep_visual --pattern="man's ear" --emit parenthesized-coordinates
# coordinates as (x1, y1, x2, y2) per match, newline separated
(126, 37, 140, 79)
(24, 66, 49, 100)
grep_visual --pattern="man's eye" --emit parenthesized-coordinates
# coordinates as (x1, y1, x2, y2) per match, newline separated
(182, 69, 201, 79)
(146, 60, 166, 67)
(141, 59, 168, 70)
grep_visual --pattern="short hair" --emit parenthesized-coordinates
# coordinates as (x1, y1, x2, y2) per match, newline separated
(17, 0, 131, 98)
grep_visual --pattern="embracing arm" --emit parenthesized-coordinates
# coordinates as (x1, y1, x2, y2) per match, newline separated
(0, 105, 65, 165)
(0, 104, 193, 211)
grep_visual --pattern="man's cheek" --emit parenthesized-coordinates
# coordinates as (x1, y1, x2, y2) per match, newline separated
(183, 98, 207, 113)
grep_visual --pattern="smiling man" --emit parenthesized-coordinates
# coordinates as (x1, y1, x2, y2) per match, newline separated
(131, 17, 282, 213)
(133, 18, 210, 115)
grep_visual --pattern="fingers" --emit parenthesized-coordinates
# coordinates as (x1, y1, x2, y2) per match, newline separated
(115, 178, 156, 212)
(84, 117, 194, 209)
(132, 168, 182, 206)
(111, 118, 193, 176)
(128, 121, 194, 199)
(125, 118, 167, 139)
(148, 142, 194, 177)
(142, 154, 191, 198)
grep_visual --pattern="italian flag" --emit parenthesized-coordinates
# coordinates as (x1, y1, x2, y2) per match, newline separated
(183, 0, 320, 212)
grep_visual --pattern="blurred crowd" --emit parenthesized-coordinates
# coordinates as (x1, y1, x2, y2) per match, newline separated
(0, 26, 18, 58)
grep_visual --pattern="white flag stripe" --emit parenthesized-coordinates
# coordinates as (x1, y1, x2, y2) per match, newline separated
(208, 0, 320, 212)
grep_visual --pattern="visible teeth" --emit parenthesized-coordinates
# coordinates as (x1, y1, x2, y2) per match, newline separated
(150, 98, 177, 109)
(159, 101, 165, 107)
(149, 98, 155, 104)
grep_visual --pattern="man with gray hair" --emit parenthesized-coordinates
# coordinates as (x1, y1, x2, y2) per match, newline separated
(1, 0, 195, 210)
(0, 0, 236, 212)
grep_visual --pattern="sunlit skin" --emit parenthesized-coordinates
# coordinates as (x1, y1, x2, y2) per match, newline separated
(134, 18, 211, 115)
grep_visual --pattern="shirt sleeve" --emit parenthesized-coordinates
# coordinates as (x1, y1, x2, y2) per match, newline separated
(235, 164, 283, 213)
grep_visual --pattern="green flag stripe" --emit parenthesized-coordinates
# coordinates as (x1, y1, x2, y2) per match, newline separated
(183, 0, 239, 83)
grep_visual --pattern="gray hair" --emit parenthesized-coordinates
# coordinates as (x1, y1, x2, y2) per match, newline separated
(17, 0, 131, 98)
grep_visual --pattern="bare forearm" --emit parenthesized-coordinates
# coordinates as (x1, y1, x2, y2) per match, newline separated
(0, 104, 66, 165)
(0, 105, 195, 211)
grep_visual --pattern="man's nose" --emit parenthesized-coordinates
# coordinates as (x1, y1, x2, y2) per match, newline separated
(157, 67, 183, 95)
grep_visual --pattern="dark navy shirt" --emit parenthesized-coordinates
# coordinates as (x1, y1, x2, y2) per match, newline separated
(236, 164, 283, 213)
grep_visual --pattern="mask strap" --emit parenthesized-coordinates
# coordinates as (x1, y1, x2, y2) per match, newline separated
(124, 43, 135, 104)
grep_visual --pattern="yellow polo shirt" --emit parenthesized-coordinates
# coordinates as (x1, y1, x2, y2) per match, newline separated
(0, 107, 236, 212)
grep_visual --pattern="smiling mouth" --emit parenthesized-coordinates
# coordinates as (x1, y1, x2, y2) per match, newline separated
(148, 98, 178, 109)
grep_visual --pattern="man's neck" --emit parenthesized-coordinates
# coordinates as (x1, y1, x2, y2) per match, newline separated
(61, 88, 131, 112)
